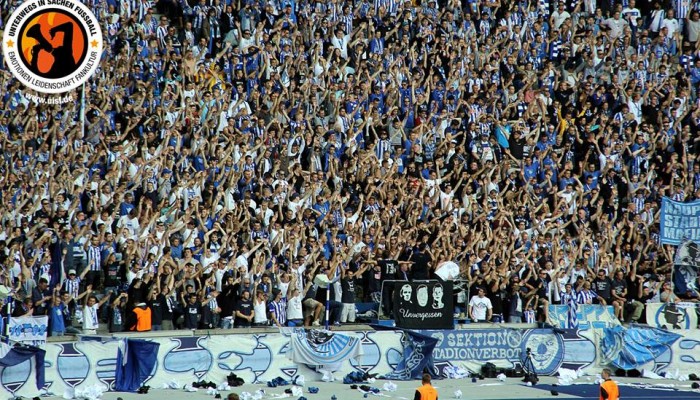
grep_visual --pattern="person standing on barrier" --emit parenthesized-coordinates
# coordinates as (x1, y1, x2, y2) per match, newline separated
(600, 368, 619, 400)
(414, 373, 438, 400)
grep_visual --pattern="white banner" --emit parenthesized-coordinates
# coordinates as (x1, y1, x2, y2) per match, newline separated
(8, 316, 48, 345)
(646, 302, 698, 330)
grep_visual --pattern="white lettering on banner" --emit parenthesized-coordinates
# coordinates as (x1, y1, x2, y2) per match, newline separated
(398, 308, 444, 320)
(660, 198, 700, 244)
(433, 347, 522, 360)
(8, 316, 48, 345)
(443, 331, 512, 347)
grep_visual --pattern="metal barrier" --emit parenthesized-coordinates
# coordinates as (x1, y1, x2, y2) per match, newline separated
(377, 279, 470, 319)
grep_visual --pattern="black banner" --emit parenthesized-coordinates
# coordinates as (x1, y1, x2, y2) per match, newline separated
(393, 281, 454, 330)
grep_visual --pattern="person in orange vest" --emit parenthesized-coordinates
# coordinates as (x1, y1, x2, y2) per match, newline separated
(414, 373, 438, 400)
(131, 303, 152, 332)
(600, 368, 619, 400)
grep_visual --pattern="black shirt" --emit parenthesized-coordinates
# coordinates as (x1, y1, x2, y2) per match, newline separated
(104, 261, 122, 287)
(341, 277, 357, 303)
(593, 277, 612, 300)
(235, 298, 253, 317)
(150, 294, 165, 325)
(410, 252, 431, 280)
(379, 259, 399, 279)
(184, 301, 201, 329)
(32, 287, 50, 316)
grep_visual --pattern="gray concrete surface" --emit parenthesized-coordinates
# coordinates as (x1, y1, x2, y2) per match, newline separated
(49, 377, 699, 400)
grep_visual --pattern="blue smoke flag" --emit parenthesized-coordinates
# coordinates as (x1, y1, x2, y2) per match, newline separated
(115, 339, 159, 392)
(372, 325, 439, 380)
(0, 345, 46, 390)
(600, 326, 680, 370)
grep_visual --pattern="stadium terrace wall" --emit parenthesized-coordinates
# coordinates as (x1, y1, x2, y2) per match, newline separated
(3, 326, 700, 398)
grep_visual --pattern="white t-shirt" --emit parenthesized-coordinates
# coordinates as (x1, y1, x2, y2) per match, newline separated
(469, 295, 492, 320)
(287, 295, 303, 320)
(551, 10, 571, 29)
(253, 299, 268, 324)
(83, 304, 100, 330)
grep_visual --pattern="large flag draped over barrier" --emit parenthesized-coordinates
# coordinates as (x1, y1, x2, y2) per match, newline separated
(286, 328, 363, 366)
(115, 339, 160, 392)
(600, 326, 681, 370)
(373, 325, 439, 381)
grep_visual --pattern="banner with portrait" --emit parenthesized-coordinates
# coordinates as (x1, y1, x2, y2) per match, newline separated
(393, 281, 453, 330)
(645, 302, 698, 330)
(672, 239, 700, 298)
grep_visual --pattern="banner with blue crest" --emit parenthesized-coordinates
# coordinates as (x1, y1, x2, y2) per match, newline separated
(286, 328, 362, 366)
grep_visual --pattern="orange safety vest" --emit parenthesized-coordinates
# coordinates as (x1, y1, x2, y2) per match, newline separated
(416, 384, 438, 400)
(132, 307, 152, 332)
(600, 379, 619, 400)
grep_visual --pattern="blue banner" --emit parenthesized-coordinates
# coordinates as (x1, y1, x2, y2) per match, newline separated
(601, 326, 681, 370)
(420, 328, 579, 376)
(372, 326, 438, 381)
(660, 198, 700, 245)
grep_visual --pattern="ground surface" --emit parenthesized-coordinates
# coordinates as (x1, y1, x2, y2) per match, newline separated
(48, 376, 700, 400)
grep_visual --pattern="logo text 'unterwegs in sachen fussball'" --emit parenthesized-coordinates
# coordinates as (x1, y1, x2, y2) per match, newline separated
(3, 0, 103, 95)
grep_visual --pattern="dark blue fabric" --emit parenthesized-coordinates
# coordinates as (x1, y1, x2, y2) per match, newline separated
(0, 346, 46, 389)
(115, 339, 160, 392)
(371, 325, 439, 381)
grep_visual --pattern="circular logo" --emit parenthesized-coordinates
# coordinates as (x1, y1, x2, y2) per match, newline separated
(522, 330, 564, 375)
(655, 303, 690, 330)
(3, 0, 103, 94)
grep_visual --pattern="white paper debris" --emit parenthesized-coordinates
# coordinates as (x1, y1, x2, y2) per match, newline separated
(321, 370, 335, 382)
(293, 375, 306, 386)
(206, 388, 219, 396)
(163, 380, 181, 389)
(383, 382, 397, 392)
(218, 382, 231, 391)
(184, 384, 198, 392)
(642, 369, 663, 380)
(453, 389, 463, 399)
(291, 386, 303, 397)
(65, 384, 107, 400)
(497, 373, 507, 382)
(240, 391, 253, 400)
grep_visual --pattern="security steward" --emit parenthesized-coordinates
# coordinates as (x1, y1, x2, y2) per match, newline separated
(414, 373, 438, 400)
(131, 302, 153, 332)
(600, 368, 619, 400)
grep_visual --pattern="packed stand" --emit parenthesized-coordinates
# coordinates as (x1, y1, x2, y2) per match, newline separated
(0, 0, 698, 335)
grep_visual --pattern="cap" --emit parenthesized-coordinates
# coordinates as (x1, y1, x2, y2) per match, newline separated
(68, 269, 77, 275)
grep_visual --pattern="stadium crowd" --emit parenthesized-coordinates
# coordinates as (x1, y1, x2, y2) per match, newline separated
(0, 0, 699, 335)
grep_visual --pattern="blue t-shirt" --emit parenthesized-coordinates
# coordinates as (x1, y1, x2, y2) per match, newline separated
(51, 304, 66, 334)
